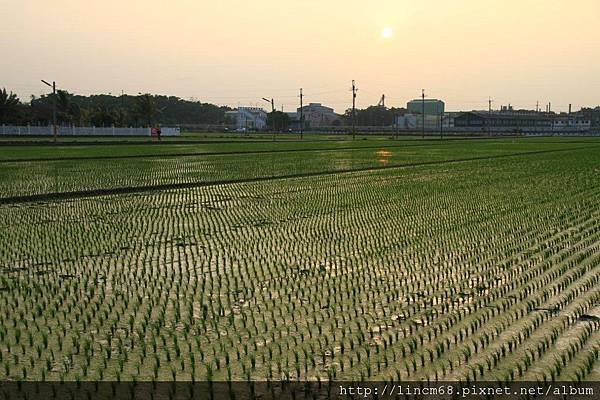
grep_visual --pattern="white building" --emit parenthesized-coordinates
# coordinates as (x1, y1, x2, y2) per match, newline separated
(553, 116, 591, 132)
(226, 107, 268, 131)
(297, 103, 341, 128)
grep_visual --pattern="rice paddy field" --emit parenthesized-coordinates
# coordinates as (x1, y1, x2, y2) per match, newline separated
(0, 136, 599, 383)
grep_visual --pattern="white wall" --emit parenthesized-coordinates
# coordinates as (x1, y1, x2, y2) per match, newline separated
(395, 114, 441, 130)
(0, 125, 181, 136)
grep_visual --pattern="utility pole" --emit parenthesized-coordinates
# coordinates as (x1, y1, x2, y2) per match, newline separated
(299, 88, 304, 140)
(421, 89, 425, 139)
(549, 102, 554, 133)
(261, 97, 276, 140)
(536, 101, 539, 113)
(440, 111, 443, 140)
(120, 90, 125, 126)
(488, 97, 493, 136)
(262, 97, 275, 113)
(352, 80, 357, 140)
(395, 111, 399, 140)
(41, 80, 57, 142)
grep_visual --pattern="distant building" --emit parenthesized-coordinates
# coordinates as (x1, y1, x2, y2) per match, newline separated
(553, 115, 591, 131)
(579, 107, 600, 128)
(226, 107, 268, 130)
(395, 113, 441, 130)
(285, 112, 301, 130)
(297, 103, 341, 128)
(453, 111, 553, 131)
(443, 112, 461, 128)
(407, 99, 445, 115)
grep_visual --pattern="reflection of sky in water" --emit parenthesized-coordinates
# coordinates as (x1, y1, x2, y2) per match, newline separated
(376, 149, 392, 165)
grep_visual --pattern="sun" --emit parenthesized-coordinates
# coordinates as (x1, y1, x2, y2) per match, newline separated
(381, 27, 393, 39)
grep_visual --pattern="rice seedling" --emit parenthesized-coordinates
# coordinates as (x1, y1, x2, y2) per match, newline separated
(0, 139, 598, 382)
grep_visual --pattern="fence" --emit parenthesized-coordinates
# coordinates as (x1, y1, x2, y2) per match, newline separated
(0, 125, 181, 137)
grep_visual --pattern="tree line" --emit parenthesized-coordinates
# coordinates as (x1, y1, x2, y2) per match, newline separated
(0, 88, 232, 127)
(264, 106, 411, 130)
(1, 86, 416, 128)
(342, 106, 407, 127)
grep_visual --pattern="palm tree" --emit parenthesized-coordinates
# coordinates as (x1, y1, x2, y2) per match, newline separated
(56, 90, 70, 115)
(56, 90, 81, 125)
(112, 108, 129, 127)
(0, 88, 20, 123)
(135, 94, 157, 127)
(89, 104, 116, 127)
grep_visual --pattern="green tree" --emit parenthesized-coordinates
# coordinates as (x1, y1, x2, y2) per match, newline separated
(342, 106, 406, 127)
(135, 94, 158, 127)
(112, 108, 130, 127)
(4, 88, 233, 126)
(56, 90, 81, 124)
(89, 105, 117, 127)
(0, 88, 20, 124)
(266, 111, 290, 131)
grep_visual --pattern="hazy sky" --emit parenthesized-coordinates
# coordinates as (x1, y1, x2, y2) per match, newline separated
(2, 0, 599, 112)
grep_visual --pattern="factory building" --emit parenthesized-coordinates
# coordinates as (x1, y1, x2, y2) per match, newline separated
(553, 115, 591, 131)
(406, 99, 445, 115)
(453, 111, 553, 130)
